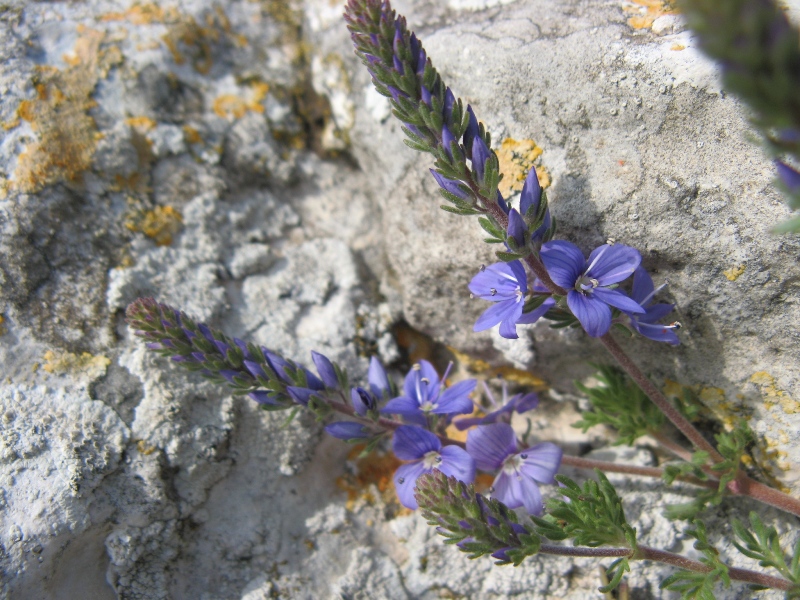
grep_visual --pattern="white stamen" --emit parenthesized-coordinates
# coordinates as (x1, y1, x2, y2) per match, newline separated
(422, 450, 441, 469)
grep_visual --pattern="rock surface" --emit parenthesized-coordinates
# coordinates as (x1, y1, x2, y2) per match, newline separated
(0, 0, 799, 599)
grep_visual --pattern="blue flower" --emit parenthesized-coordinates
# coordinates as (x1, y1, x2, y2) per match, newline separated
(466, 423, 562, 516)
(351, 356, 391, 416)
(519, 167, 551, 243)
(625, 267, 680, 345)
(392, 425, 476, 509)
(775, 160, 800, 193)
(325, 421, 372, 441)
(454, 381, 539, 431)
(312, 350, 339, 389)
(468, 261, 555, 339)
(540, 241, 645, 337)
(382, 360, 475, 422)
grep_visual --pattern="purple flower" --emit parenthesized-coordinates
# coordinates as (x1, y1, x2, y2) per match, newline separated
(393, 425, 476, 509)
(469, 261, 555, 339)
(519, 167, 550, 242)
(775, 160, 800, 193)
(506, 208, 526, 249)
(312, 351, 339, 388)
(625, 267, 680, 345)
(540, 241, 645, 337)
(382, 360, 476, 422)
(351, 357, 391, 416)
(466, 423, 562, 515)
(367, 356, 391, 399)
(454, 381, 539, 431)
(325, 421, 372, 441)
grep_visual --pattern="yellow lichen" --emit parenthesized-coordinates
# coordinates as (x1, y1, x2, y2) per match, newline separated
(750, 371, 800, 414)
(125, 205, 183, 246)
(623, 0, 678, 30)
(182, 125, 203, 144)
(723, 264, 746, 281)
(11, 29, 122, 193)
(496, 138, 551, 198)
(212, 81, 269, 119)
(100, 3, 180, 25)
(125, 116, 158, 132)
(136, 440, 158, 455)
(447, 346, 548, 390)
(42, 350, 111, 378)
(670, 43, 685, 51)
(0, 314, 6, 336)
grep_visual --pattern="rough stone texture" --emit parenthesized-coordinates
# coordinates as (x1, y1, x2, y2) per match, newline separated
(1, 0, 799, 599)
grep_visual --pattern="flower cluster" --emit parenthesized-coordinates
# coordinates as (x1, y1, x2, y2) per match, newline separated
(129, 298, 561, 515)
(469, 236, 681, 343)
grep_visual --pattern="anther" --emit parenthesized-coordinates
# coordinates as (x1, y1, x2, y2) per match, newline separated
(421, 377, 430, 384)
(520, 454, 528, 459)
(606, 237, 616, 245)
(671, 321, 682, 329)
(469, 293, 474, 299)
(398, 477, 405, 484)
(490, 288, 497, 296)
(480, 264, 486, 272)
(412, 363, 421, 371)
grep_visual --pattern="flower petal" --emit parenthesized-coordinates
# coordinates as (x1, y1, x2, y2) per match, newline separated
(474, 299, 522, 333)
(325, 422, 371, 440)
(392, 425, 441, 460)
(368, 356, 391, 398)
(491, 471, 544, 515)
(434, 379, 477, 415)
(466, 423, 517, 471)
(567, 291, 612, 337)
(632, 321, 680, 345)
(507, 209, 526, 248)
(498, 312, 521, 339)
(381, 396, 423, 418)
(287, 386, 315, 406)
(312, 351, 339, 388)
(631, 267, 655, 305)
(394, 461, 428, 509)
(519, 166, 542, 217)
(593, 287, 645, 314)
(540, 240, 585, 290)
(518, 442, 563, 484)
(516, 297, 555, 324)
(439, 445, 477, 484)
(468, 263, 524, 300)
(638, 303, 675, 323)
(586, 244, 641, 286)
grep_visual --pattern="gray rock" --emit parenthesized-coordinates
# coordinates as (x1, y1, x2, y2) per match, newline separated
(1, 0, 800, 598)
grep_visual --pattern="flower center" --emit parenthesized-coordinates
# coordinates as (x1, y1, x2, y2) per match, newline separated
(419, 400, 437, 412)
(575, 275, 599, 294)
(501, 453, 522, 476)
(422, 450, 442, 469)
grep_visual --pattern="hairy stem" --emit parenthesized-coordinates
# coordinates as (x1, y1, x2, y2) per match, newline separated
(599, 334, 725, 463)
(534, 544, 794, 591)
(637, 546, 794, 591)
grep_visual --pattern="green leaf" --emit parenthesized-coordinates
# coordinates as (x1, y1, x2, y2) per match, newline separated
(572, 365, 665, 446)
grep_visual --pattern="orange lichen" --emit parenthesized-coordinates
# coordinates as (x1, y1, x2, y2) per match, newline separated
(212, 82, 269, 119)
(337, 447, 404, 510)
(11, 29, 122, 193)
(623, 0, 678, 30)
(0, 314, 6, 336)
(496, 138, 551, 198)
(125, 205, 183, 246)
